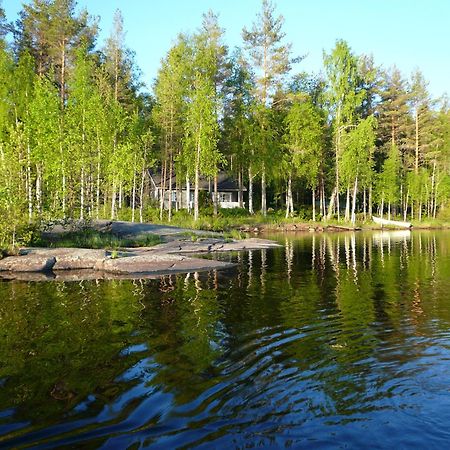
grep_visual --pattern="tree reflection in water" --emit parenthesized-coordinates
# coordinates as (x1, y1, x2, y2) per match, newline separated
(0, 231, 449, 448)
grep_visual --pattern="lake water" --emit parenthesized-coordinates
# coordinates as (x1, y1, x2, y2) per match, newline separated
(1, 231, 450, 448)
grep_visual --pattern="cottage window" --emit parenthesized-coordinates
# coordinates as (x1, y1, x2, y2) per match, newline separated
(219, 193, 232, 203)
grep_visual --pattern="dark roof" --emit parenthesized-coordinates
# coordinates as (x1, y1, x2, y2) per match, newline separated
(149, 171, 247, 192)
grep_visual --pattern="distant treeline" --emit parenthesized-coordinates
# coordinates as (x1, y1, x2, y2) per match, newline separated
(0, 0, 449, 246)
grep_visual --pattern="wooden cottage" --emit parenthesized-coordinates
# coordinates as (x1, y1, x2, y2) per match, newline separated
(150, 172, 246, 210)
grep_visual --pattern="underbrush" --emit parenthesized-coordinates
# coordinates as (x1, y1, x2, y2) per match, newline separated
(32, 229, 161, 250)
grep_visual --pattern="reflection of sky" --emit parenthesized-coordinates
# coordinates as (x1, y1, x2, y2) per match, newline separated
(1, 231, 450, 447)
(2, 0, 448, 99)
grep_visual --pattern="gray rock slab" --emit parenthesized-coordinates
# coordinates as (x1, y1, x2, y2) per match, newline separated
(101, 253, 231, 275)
(0, 254, 56, 272)
(53, 249, 107, 270)
(18, 248, 108, 270)
(151, 237, 281, 254)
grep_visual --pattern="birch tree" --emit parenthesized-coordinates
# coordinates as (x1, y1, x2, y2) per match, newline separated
(242, 0, 294, 215)
(284, 99, 324, 219)
(323, 40, 365, 220)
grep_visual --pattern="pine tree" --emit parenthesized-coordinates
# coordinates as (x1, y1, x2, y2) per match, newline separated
(103, 9, 140, 109)
(242, 0, 294, 216)
(16, 0, 97, 105)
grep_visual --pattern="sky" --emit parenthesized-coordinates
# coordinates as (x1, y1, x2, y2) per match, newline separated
(2, 0, 449, 98)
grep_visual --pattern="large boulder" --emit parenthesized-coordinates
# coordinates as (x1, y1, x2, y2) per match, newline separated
(18, 248, 108, 271)
(102, 253, 232, 275)
(0, 254, 56, 272)
(52, 249, 107, 270)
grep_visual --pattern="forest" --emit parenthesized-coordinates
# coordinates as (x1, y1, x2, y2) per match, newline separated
(0, 0, 449, 248)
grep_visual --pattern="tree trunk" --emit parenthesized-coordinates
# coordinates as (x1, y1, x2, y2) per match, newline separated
(238, 169, 243, 208)
(80, 167, 84, 220)
(380, 196, 384, 220)
(175, 179, 180, 212)
(319, 183, 323, 218)
(404, 190, 409, 221)
(327, 187, 337, 221)
(312, 187, 316, 222)
(59, 137, 66, 217)
(388, 201, 391, 221)
(363, 188, 367, 221)
(111, 182, 116, 220)
(415, 108, 419, 174)
(248, 167, 254, 214)
(321, 177, 326, 219)
(36, 165, 42, 215)
(96, 158, 101, 220)
(369, 185, 373, 218)
(261, 167, 267, 216)
(351, 177, 358, 225)
(213, 174, 218, 216)
(400, 183, 403, 219)
(159, 159, 167, 220)
(89, 171, 94, 217)
(431, 160, 436, 219)
(131, 166, 137, 223)
(168, 156, 173, 222)
(285, 174, 292, 218)
(335, 115, 342, 221)
(139, 166, 145, 223)
(62, 170, 66, 218)
(186, 175, 191, 212)
(194, 125, 201, 221)
(60, 40, 66, 108)
(345, 185, 350, 222)
(194, 168, 199, 221)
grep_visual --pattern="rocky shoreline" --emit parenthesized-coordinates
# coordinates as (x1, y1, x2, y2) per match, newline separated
(0, 237, 281, 282)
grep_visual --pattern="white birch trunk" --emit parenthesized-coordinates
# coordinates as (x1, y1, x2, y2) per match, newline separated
(186, 175, 191, 212)
(80, 167, 84, 220)
(261, 168, 267, 216)
(111, 182, 116, 220)
(139, 166, 145, 223)
(248, 167, 254, 214)
(351, 177, 358, 225)
(131, 169, 136, 223)
(312, 187, 316, 222)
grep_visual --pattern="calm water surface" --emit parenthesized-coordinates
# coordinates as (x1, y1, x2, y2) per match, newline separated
(1, 231, 450, 449)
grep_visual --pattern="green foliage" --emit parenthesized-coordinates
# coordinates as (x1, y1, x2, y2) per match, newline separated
(284, 99, 324, 187)
(0, 0, 449, 249)
(32, 229, 161, 250)
(377, 143, 401, 204)
(340, 115, 376, 188)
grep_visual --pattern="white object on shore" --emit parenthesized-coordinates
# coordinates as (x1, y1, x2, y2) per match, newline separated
(372, 216, 412, 228)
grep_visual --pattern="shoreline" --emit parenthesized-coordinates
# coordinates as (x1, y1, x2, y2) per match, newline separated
(1, 219, 448, 281)
(0, 234, 281, 282)
(239, 222, 450, 233)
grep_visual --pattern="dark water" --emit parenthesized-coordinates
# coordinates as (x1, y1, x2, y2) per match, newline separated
(1, 231, 450, 449)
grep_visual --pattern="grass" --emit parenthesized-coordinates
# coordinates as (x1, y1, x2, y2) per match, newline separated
(31, 229, 161, 250)
(156, 207, 450, 233)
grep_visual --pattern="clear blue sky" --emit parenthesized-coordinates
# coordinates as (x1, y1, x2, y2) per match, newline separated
(3, 0, 449, 98)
